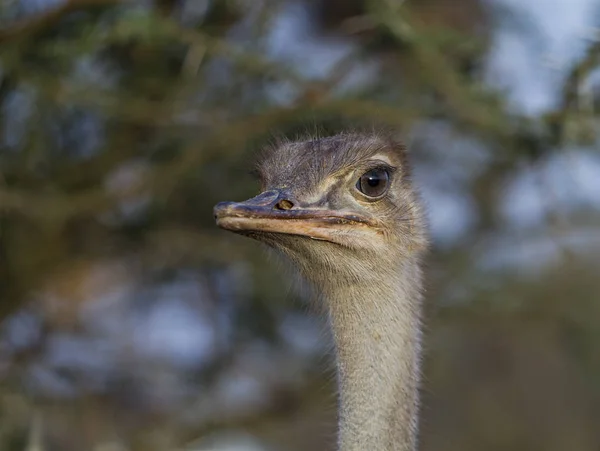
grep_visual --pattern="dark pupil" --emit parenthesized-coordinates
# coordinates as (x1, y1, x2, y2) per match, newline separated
(358, 168, 389, 197)
(367, 175, 380, 187)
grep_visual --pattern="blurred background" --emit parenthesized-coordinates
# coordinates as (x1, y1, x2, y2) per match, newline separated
(1, 0, 600, 450)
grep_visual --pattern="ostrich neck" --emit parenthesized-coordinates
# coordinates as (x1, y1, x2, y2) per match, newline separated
(325, 259, 423, 451)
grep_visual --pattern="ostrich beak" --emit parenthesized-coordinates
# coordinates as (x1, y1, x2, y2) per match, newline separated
(214, 190, 373, 242)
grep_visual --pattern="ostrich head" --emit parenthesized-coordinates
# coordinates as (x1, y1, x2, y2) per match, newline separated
(214, 133, 427, 289)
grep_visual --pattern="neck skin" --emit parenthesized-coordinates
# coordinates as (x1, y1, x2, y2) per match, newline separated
(324, 258, 423, 451)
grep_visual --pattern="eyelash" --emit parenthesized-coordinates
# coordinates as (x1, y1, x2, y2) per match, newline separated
(361, 163, 396, 176)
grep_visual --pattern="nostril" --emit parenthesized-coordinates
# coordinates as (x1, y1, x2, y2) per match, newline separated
(275, 199, 294, 210)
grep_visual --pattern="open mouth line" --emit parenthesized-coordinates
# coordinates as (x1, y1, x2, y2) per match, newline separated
(217, 212, 374, 228)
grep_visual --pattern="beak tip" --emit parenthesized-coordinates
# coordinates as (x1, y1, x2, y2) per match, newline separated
(213, 201, 235, 218)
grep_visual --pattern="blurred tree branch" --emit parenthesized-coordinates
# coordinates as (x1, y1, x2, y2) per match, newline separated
(547, 39, 600, 144)
(372, 2, 510, 137)
(559, 39, 600, 114)
(0, 0, 123, 45)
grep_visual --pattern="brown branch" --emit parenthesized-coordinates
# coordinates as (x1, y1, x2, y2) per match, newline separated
(559, 40, 600, 113)
(545, 39, 600, 144)
(0, 0, 123, 45)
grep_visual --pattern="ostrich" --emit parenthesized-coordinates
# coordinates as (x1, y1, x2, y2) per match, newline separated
(213, 133, 428, 451)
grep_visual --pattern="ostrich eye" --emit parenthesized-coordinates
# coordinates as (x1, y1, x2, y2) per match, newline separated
(356, 168, 390, 198)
